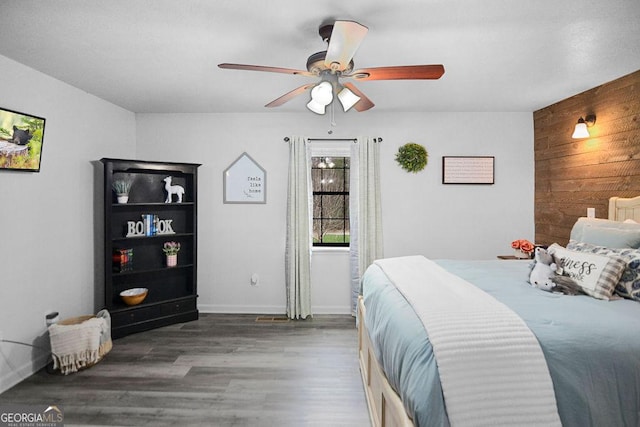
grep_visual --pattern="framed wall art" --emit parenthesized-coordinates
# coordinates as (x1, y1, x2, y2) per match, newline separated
(442, 156, 494, 184)
(223, 152, 266, 204)
(0, 107, 46, 172)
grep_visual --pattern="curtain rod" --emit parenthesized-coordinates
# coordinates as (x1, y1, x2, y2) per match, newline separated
(283, 137, 382, 142)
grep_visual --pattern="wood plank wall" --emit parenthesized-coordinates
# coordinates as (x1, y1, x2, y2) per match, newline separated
(534, 69, 640, 246)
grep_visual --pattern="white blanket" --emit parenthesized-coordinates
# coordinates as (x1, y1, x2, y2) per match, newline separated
(49, 312, 112, 375)
(375, 256, 561, 426)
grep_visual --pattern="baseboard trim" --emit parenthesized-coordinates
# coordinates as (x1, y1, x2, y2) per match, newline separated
(0, 351, 49, 394)
(198, 304, 352, 315)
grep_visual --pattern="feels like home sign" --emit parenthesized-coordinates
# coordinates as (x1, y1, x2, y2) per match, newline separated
(223, 152, 267, 204)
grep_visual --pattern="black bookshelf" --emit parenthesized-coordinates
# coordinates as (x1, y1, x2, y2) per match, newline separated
(101, 158, 200, 338)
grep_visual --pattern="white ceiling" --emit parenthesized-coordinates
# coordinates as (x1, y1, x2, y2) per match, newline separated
(1, 0, 639, 114)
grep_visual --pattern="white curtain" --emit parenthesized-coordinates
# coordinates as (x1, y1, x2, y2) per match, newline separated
(349, 136, 384, 315)
(285, 136, 313, 319)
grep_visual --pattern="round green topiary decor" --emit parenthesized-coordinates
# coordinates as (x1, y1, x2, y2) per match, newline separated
(395, 143, 428, 173)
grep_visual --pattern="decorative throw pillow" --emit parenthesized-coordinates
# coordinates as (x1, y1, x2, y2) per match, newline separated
(548, 243, 626, 300)
(567, 241, 640, 302)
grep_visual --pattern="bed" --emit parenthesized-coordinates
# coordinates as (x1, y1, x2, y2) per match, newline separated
(358, 196, 640, 427)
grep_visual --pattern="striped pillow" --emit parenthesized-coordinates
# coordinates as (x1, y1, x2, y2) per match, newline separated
(568, 241, 640, 302)
(548, 243, 626, 300)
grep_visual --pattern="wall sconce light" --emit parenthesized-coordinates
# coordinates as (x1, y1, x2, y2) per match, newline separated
(571, 114, 596, 139)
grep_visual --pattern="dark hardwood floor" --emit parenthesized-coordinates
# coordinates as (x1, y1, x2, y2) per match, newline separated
(0, 314, 370, 426)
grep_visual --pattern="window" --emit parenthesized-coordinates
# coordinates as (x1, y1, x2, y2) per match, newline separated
(312, 156, 350, 246)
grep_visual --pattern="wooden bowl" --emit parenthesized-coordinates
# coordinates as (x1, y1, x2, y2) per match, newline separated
(120, 288, 148, 306)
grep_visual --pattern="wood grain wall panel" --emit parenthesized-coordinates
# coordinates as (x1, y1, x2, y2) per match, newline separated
(534, 69, 640, 246)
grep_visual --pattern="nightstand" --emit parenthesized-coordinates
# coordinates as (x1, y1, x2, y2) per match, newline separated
(497, 255, 530, 260)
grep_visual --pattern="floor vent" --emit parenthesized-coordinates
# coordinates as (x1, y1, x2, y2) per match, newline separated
(255, 316, 291, 323)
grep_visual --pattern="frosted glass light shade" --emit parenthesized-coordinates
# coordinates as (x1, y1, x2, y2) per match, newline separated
(307, 100, 326, 114)
(337, 87, 360, 111)
(571, 115, 595, 139)
(572, 121, 589, 139)
(307, 81, 333, 115)
(313, 81, 333, 104)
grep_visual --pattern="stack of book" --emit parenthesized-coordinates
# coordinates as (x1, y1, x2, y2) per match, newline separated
(113, 248, 134, 272)
(141, 214, 159, 236)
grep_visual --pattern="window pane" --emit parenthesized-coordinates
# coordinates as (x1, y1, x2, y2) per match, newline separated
(312, 219, 322, 243)
(324, 219, 347, 243)
(344, 168, 350, 191)
(321, 195, 345, 218)
(312, 169, 322, 192)
(318, 169, 344, 191)
(313, 195, 321, 218)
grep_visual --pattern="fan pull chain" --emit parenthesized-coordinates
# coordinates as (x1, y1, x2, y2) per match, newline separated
(330, 99, 337, 127)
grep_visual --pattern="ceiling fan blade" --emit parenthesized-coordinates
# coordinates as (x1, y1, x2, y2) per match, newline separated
(218, 63, 315, 77)
(342, 82, 374, 112)
(265, 84, 315, 108)
(324, 21, 368, 72)
(346, 65, 445, 81)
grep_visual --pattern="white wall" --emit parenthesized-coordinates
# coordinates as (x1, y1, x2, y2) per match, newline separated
(136, 111, 534, 315)
(0, 52, 534, 393)
(0, 55, 136, 392)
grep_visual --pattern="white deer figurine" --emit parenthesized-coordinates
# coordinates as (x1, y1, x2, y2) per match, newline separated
(163, 176, 185, 203)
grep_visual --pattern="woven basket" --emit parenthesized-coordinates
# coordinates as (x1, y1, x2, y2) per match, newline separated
(57, 315, 95, 326)
(49, 314, 113, 374)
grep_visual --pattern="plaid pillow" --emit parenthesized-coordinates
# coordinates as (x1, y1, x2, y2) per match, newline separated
(568, 240, 640, 302)
(548, 243, 626, 300)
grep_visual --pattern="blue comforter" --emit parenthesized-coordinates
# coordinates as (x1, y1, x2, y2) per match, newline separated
(362, 259, 640, 427)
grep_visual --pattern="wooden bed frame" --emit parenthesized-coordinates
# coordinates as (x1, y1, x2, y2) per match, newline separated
(357, 196, 640, 427)
(608, 196, 640, 222)
(358, 296, 413, 427)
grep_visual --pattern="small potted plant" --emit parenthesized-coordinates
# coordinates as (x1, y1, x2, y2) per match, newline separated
(163, 241, 181, 267)
(112, 180, 132, 204)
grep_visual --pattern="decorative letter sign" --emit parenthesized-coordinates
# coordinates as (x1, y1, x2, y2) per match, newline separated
(126, 215, 175, 237)
(223, 152, 267, 204)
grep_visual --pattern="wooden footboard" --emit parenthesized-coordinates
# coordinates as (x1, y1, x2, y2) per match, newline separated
(358, 296, 415, 427)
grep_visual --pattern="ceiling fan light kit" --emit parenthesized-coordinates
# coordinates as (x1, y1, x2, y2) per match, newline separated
(218, 19, 445, 115)
(337, 87, 361, 112)
(307, 81, 333, 114)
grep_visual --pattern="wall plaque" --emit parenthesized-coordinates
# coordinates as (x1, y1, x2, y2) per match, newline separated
(442, 156, 495, 184)
(223, 152, 266, 203)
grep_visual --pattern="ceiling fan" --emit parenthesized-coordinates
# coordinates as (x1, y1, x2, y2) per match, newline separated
(218, 20, 445, 114)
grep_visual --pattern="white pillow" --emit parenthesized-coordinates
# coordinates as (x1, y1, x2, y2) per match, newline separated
(548, 243, 626, 300)
(569, 217, 640, 248)
(581, 226, 640, 249)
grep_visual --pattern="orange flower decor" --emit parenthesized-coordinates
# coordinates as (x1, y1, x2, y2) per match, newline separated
(511, 239, 535, 254)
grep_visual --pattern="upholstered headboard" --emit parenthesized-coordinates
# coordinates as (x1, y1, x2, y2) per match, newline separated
(609, 196, 640, 222)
